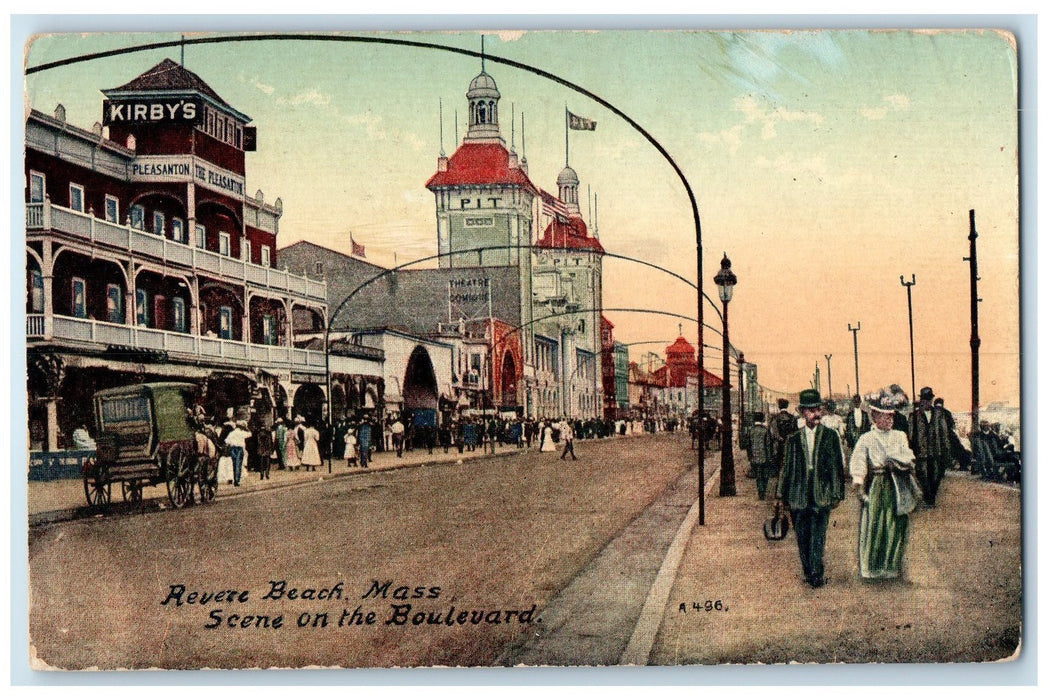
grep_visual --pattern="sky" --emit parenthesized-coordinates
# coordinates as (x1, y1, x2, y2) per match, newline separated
(21, 26, 1022, 409)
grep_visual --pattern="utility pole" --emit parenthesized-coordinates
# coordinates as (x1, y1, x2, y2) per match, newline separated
(900, 274, 917, 403)
(964, 210, 981, 430)
(848, 322, 862, 398)
(824, 354, 833, 400)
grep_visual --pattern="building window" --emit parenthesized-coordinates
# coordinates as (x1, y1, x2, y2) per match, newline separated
(243, 240, 252, 263)
(72, 278, 87, 318)
(262, 314, 277, 346)
(69, 183, 85, 212)
(152, 211, 165, 236)
(30, 269, 44, 313)
(172, 297, 186, 333)
(104, 195, 119, 223)
(29, 171, 45, 203)
(195, 224, 206, 249)
(218, 306, 233, 340)
(314, 261, 323, 276)
(219, 232, 231, 257)
(106, 284, 123, 323)
(130, 205, 145, 230)
(260, 246, 271, 267)
(135, 288, 149, 327)
(172, 218, 185, 244)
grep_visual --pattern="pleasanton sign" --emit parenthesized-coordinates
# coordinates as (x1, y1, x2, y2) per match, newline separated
(129, 156, 246, 198)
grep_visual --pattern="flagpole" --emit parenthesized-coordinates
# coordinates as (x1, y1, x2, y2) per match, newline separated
(565, 105, 569, 167)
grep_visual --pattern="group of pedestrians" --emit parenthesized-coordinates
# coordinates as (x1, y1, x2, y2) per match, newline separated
(745, 383, 977, 589)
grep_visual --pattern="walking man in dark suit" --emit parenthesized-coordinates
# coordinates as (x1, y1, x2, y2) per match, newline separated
(775, 389, 847, 588)
(908, 386, 953, 506)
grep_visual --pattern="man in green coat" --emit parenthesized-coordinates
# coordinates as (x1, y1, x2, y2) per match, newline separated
(775, 389, 847, 588)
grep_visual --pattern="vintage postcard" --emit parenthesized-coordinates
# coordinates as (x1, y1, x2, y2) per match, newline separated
(20, 26, 1023, 673)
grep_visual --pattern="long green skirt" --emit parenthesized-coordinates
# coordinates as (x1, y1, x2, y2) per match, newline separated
(858, 474, 909, 579)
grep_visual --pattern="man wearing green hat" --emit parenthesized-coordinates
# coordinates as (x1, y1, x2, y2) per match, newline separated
(775, 389, 847, 588)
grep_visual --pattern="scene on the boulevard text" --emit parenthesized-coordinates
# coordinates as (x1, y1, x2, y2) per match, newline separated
(20, 29, 1021, 671)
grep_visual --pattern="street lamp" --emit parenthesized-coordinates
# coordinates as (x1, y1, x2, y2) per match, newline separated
(714, 252, 737, 497)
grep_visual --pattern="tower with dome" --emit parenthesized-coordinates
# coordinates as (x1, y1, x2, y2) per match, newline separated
(425, 63, 606, 419)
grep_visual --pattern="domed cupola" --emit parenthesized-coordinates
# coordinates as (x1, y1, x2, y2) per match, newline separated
(557, 165, 581, 215)
(465, 71, 503, 143)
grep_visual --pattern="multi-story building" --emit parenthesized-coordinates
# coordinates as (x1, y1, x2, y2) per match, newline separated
(600, 316, 629, 419)
(283, 62, 606, 421)
(24, 58, 358, 451)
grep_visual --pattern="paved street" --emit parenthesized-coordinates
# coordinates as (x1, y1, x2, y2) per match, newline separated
(28, 432, 692, 669)
(26, 433, 1022, 669)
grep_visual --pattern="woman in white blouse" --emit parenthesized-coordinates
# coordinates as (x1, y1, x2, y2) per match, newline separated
(849, 387, 920, 580)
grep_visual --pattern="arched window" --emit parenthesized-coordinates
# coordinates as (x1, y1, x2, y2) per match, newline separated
(489, 101, 496, 124)
(478, 103, 487, 124)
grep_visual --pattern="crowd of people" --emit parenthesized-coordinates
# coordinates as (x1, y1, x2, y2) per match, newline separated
(183, 405, 661, 487)
(741, 384, 1021, 589)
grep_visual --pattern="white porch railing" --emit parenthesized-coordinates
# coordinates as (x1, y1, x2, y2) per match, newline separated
(26, 314, 45, 337)
(40, 315, 328, 371)
(27, 200, 327, 302)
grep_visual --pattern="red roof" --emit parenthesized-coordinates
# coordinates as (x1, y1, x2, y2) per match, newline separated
(426, 142, 538, 192)
(655, 365, 723, 388)
(665, 336, 695, 355)
(536, 215, 605, 253)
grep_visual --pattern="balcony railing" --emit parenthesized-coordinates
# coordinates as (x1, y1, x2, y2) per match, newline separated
(31, 314, 330, 372)
(26, 200, 327, 302)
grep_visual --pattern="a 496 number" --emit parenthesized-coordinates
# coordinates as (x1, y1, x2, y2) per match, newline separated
(678, 600, 728, 613)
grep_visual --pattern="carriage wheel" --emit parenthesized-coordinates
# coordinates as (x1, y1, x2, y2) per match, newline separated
(82, 459, 111, 509)
(164, 446, 195, 509)
(197, 455, 218, 504)
(121, 480, 144, 505)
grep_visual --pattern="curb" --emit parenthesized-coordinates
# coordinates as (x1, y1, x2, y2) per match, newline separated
(619, 462, 722, 665)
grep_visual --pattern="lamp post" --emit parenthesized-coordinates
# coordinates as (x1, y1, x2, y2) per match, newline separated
(714, 252, 737, 497)
(824, 354, 833, 400)
(900, 274, 917, 403)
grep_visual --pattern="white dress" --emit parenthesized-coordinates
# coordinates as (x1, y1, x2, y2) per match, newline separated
(540, 426, 556, 452)
(301, 426, 322, 466)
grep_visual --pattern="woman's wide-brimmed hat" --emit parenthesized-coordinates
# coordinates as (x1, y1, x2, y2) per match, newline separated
(865, 386, 910, 413)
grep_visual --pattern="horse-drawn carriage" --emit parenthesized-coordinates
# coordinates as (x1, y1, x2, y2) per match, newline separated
(81, 382, 219, 510)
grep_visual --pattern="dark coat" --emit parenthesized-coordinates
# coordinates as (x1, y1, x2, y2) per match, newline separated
(844, 407, 871, 448)
(909, 406, 952, 458)
(775, 424, 846, 510)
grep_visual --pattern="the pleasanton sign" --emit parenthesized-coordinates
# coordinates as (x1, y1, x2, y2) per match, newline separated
(129, 156, 246, 197)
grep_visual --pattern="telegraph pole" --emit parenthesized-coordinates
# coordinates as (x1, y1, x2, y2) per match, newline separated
(824, 354, 833, 400)
(900, 274, 917, 403)
(848, 322, 862, 397)
(964, 210, 981, 429)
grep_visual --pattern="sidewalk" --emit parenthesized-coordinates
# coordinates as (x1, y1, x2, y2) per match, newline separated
(644, 462, 1022, 665)
(26, 433, 643, 527)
